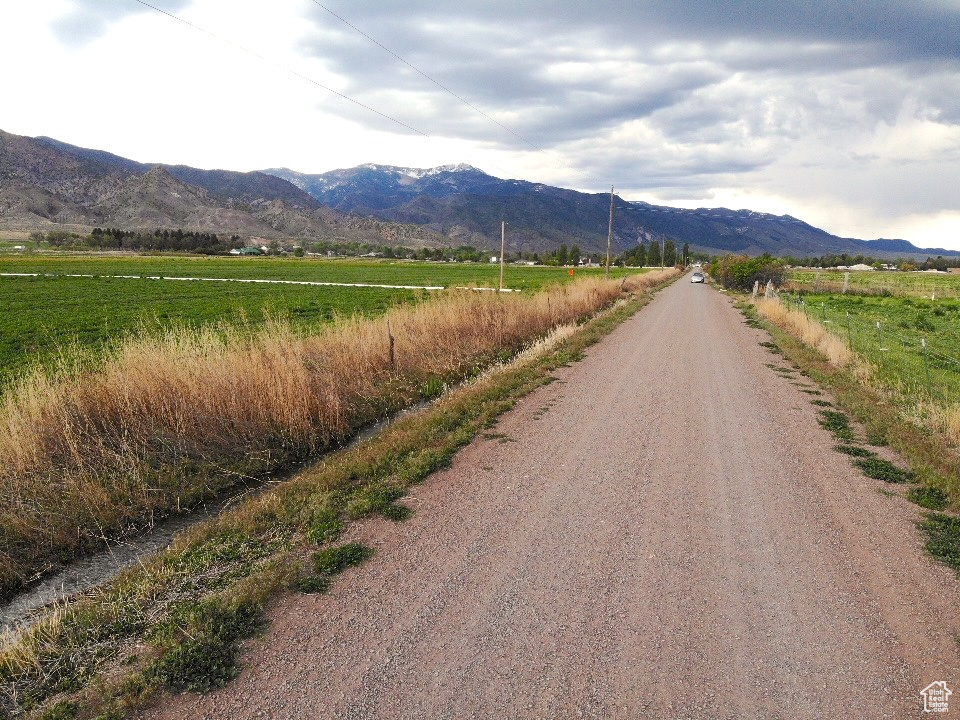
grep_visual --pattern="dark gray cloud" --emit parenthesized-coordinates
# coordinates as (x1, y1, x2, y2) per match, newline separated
(300, 1, 960, 153)
(313, 1, 960, 66)
(51, 0, 191, 47)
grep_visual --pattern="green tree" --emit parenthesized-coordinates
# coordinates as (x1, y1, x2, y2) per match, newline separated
(709, 254, 785, 291)
(570, 244, 581, 265)
(664, 239, 677, 266)
(647, 239, 662, 267)
(557, 243, 569, 265)
(636, 243, 647, 266)
(682, 242, 690, 265)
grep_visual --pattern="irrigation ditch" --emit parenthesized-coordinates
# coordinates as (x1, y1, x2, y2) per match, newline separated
(0, 397, 431, 635)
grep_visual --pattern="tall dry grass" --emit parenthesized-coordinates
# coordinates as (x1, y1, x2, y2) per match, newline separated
(0, 270, 677, 593)
(754, 297, 855, 368)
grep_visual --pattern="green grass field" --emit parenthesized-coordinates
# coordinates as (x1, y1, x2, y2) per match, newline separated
(0, 275, 420, 387)
(0, 255, 638, 388)
(782, 292, 960, 406)
(0, 254, 633, 290)
(788, 269, 960, 297)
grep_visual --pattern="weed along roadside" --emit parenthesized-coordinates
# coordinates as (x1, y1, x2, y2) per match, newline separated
(0, 269, 679, 719)
(737, 293, 960, 578)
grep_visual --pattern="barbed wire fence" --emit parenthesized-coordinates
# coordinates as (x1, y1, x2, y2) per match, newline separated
(776, 290, 960, 415)
(784, 272, 960, 299)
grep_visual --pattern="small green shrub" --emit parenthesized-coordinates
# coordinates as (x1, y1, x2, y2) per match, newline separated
(907, 486, 949, 510)
(379, 503, 413, 521)
(921, 513, 960, 573)
(346, 484, 405, 520)
(294, 574, 330, 594)
(313, 543, 373, 576)
(811, 399, 833, 407)
(818, 410, 854, 441)
(834, 445, 876, 458)
(298, 543, 374, 595)
(304, 511, 344, 544)
(148, 598, 262, 693)
(853, 457, 914, 483)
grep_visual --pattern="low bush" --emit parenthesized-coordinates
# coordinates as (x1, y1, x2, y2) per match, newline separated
(853, 457, 914, 483)
(921, 513, 960, 573)
(908, 486, 950, 510)
(833, 444, 876, 458)
(709, 254, 785, 292)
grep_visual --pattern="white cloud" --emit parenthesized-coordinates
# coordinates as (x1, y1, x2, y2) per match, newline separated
(2, 0, 960, 248)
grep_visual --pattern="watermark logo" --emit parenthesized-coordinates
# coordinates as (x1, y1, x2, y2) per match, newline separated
(921, 681, 952, 713)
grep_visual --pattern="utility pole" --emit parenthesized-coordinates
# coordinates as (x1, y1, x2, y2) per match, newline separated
(605, 186, 614, 279)
(500, 220, 506, 291)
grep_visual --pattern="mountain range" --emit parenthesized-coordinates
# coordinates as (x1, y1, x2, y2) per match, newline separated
(0, 131, 447, 248)
(1, 128, 956, 259)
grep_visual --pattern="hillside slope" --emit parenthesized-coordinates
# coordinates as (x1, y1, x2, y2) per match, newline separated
(0, 131, 445, 247)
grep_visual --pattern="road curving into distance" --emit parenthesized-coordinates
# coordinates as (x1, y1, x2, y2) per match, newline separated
(147, 275, 960, 719)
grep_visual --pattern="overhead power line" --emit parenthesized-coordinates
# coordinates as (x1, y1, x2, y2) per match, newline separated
(310, 1, 606, 187)
(132, 0, 428, 137)
(130, 0, 530, 182)
(132, 0, 611, 196)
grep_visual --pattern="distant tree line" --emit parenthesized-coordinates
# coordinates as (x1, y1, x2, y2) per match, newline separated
(784, 253, 960, 271)
(36, 228, 243, 254)
(88, 228, 242, 254)
(309, 240, 605, 265)
(618, 239, 690, 267)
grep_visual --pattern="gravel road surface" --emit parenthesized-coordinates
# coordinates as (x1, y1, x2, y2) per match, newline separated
(148, 277, 960, 719)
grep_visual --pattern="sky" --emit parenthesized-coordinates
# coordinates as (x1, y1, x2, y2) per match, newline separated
(5, 0, 960, 249)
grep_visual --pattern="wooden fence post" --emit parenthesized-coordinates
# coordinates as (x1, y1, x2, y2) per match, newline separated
(387, 319, 395, 370)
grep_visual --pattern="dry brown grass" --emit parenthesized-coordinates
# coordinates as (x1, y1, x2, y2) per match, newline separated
(0, 270, 678, 594)
(754, 297, 855, 368)
(947, 407, 960, 446)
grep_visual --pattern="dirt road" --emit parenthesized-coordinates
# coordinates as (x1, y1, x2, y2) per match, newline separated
(149, 277, 960, 719)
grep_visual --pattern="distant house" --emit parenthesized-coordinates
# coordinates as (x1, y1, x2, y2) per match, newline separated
(238, 247, 263, 256)
(849, 263, 875, 271)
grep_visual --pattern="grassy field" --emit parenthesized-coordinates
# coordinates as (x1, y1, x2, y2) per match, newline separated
(0, 255, 638, 387)
(787, 269, 960, 297)
(0, 274, 418, 387)
(783, 293, 960, 402)
(0, 254, 633, 289)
